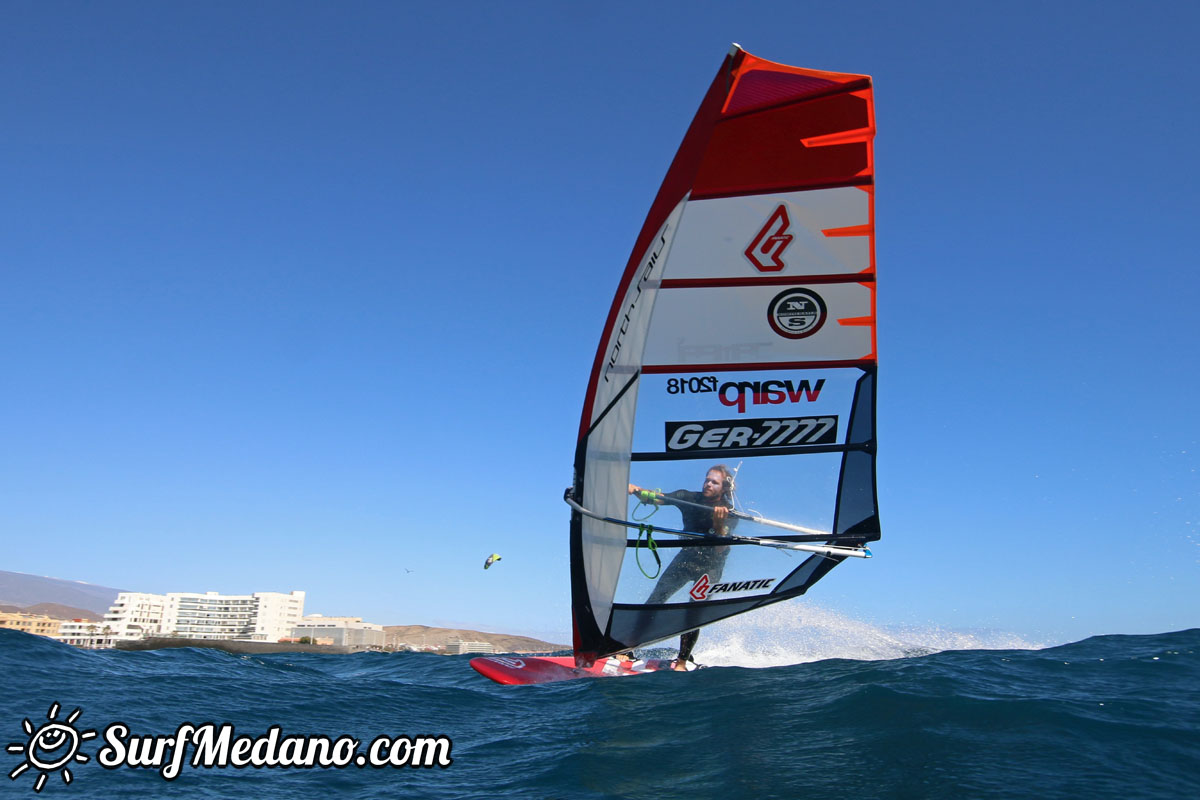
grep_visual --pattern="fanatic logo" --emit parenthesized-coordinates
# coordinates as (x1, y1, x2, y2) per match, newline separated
(688, 575, 776, 602)
(484, 657, 526, 670)
(745, 205, 793, 272)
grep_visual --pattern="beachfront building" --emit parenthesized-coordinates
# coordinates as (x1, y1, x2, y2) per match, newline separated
(162, 591, 305, 641)
(56, 619, 111, 648)
(108, 592, 166, 639)
(0, 611, 63, 638)
(55, 591, 167, 647)
(56, 589, 306, 647)
(445, 640, 495, 655)
(290, 615, 385, 651)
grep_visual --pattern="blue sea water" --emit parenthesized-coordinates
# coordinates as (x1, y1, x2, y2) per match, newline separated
(2, 626, 1197, 799)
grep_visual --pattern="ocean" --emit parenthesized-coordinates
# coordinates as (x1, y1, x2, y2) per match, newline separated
(3, 614, 1197, 799)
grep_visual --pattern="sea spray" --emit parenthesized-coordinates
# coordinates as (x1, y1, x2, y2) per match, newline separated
(690, 599, 1046, 667)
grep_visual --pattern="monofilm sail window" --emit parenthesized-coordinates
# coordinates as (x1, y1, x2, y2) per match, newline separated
(569, 47, 878, 665)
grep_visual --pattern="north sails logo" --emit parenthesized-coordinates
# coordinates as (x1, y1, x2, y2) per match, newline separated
(688, 576, 776, 601)
(767, 288, 827, 339)
(745, 205, 793, 272)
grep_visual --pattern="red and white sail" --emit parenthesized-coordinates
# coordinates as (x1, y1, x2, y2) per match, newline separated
(569, 47, 879, 665)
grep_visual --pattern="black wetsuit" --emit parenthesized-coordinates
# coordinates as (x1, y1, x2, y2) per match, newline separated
(644, 489, 737, 663)
(646, 489, 737, 604)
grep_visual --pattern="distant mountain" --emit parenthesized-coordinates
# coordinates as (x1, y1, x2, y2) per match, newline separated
(384, 624, 567, 654)
(0, 602, 104, 621)
(0, 571, 122, 615)
(32, 603, 105, 621)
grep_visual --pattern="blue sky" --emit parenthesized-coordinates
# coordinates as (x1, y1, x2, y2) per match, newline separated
(2, 1, 1196, 646)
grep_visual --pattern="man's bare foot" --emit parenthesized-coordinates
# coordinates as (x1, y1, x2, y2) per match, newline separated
(671, 658, 688, 671)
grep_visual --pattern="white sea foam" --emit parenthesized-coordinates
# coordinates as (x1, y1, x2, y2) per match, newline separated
(685, 601, 1046, 668)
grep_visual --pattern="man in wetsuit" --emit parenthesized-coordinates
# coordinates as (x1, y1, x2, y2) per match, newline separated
(628, 464, 737, 671)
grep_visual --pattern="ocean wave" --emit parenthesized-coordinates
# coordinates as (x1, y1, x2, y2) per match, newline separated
(3, 626, 1197, 799)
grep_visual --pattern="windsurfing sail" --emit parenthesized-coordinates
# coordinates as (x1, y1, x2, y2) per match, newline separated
(568, 46, 879, 666)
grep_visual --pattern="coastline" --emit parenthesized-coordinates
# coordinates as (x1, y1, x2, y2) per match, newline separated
(115, 637, 363, 655)
(110, 626, 570, 656)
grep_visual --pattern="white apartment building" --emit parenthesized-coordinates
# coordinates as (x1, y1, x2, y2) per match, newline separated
(291, 615, 385, 650)
(59, 590, 305, 646)
(57, 620, 108, 647)
(57, 592, 166, 647)
(445, 640, 495, 655)
(162, 591, 305, 641)
(108, 592, 167, 638)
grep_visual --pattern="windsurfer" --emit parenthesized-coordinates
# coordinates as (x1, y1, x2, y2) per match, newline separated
(628, 464, 737, 670)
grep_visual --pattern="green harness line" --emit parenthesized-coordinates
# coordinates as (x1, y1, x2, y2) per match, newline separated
(635, 524, 661, 579)
(631, 491, 663, 578)
(631, 489, 661, 521)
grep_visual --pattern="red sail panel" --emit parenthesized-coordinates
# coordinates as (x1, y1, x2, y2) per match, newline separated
(693, 91, 873, 198)
(577, 49, 874, 441)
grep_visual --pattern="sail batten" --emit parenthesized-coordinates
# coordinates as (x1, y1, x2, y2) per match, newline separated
(641, 358, 876, 374)
(569, 48, 879, 665)
(691, 176, 874, 202)
(659, 274, 874, 289)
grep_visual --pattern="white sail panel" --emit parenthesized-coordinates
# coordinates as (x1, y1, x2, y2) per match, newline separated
(578, 202, 686, 634)
(642, 281, 874, 367)
(585, 202, 686, 429)
(665, 188, 872, 279)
